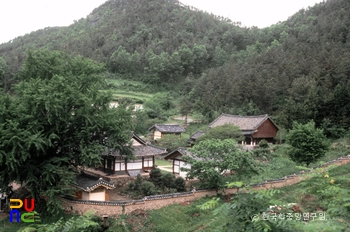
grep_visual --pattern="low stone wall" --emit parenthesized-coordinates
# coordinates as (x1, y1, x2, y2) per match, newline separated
(62, 155, 350, 217)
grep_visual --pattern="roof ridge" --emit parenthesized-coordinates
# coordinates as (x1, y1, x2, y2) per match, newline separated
(209, 113, 271, 130)
(221, 113, 268, 118)
(132, 132, 147, 145)
(164, 147, 188, 160)
(157, 123, 182, 125)
(148, 144, 167, 150)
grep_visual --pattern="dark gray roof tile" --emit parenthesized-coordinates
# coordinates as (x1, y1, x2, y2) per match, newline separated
(209, 114, 275, 131)
(187, 130, 205, 143)
(148, 124, 186, 133)
(73, 173, 115, 192)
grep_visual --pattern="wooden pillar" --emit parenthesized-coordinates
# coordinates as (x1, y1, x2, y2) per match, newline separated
(105, 190, 109, 201)
(113, 157, 115, 174)
(142, 157, 144, 170)
(103, 158, 106, 173)
(152, 156, 155, 168)
(125, 158, 127, 172)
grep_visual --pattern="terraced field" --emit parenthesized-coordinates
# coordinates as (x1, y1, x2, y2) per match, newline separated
(105, 78, 154, 102)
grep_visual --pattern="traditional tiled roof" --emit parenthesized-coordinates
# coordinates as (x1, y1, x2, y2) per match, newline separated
(148, 124, 186, 133)
(164, 147, 205, 162)
(105, 144, 166, 158)
(187, 130, 205, 144)
(73, 173, 115, 192)
(131, 132, 147, 145)
(208, 114, 278, 131)
(134, 144, 167, 157)
(164, 147, 190, 160)
(103, 133, 167, 157)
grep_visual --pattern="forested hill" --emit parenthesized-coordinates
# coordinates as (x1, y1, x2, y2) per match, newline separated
(0, 0, 253, 86)
(0, 0, 350, 136)
(190, 0, 350, 134)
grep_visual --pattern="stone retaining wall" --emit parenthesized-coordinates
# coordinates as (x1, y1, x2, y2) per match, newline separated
(62, 155, 350, 217)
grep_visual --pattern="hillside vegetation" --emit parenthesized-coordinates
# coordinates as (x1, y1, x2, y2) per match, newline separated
(0, 0, 349, 133)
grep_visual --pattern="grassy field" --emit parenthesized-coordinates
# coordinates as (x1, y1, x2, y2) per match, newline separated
(111, 162, 350, 232)
(111, 90, 152, 102)
(104, 78, 156, 103)
(106, 197, 226, 232)
(155, 158, 172, 166)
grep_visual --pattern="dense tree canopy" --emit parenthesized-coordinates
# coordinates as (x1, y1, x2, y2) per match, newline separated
(196, 124, 244, 143)
(0, 0, 252, 88)
(184, 139, 259, 189)
(0, 50, 133, 215)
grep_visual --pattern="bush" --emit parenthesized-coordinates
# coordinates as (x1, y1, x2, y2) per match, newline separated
(174, 177, 186, 192)
(127, 182, 135, 191)
(134, 174, 143, 192)
(161, 173, 176, 189)
(157, 134, 188, 151)
(150, 168, 163, 187)
(286, 120, 329, 166)
(141, 181, 156, 196)
(258, 139, 269, 148)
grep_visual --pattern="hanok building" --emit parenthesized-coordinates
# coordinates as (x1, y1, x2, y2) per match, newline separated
(73, 173, 115, 201)
(148, 124, 186, 140)
(186, 130, 205, 147)
(100, 133, 167, 177)
(208, 114, 279, 145)
(164, 147, 192, 177)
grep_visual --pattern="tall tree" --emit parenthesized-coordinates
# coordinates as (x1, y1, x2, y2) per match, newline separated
(0, 57, 9, 91)
(184, 139, 259, 189)
(0, 50, 133, 216)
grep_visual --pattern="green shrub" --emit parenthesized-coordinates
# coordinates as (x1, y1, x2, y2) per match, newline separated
(161, 173, 176, 189)
(134, 174, 143, 192)
(141, 181, 156, 196)
(174, 177, 186, 192)
(128, 182, 135, 191)
(258, 139, 269, 148)
(150, 168, 163, 187)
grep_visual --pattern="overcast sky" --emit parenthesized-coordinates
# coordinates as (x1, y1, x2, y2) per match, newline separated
(0, 0, 323, 44)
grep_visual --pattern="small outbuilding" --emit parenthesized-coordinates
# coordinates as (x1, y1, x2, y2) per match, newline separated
(164, 147, 191, 177)
(73, 173, 115, 201)
(148, 124, 186, 140)
(186, 130, 205, 146)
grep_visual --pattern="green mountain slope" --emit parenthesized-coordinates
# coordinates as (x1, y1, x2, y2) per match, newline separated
(0, 0, 253, 86)
(190, 0, 350, 133)
(0, 0, 349, 136)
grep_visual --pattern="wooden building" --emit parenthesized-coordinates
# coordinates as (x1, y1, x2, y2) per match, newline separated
(208, 114, 279, 145)
(164, 147, 191, 177)
(148, 124, 186, 140)
(73, 173, 115, 201)
(100, 133, 167, 176)
(186, 130, 205, 147)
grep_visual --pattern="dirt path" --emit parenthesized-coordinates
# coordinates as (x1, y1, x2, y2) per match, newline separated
(157, 166, 172, 172)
